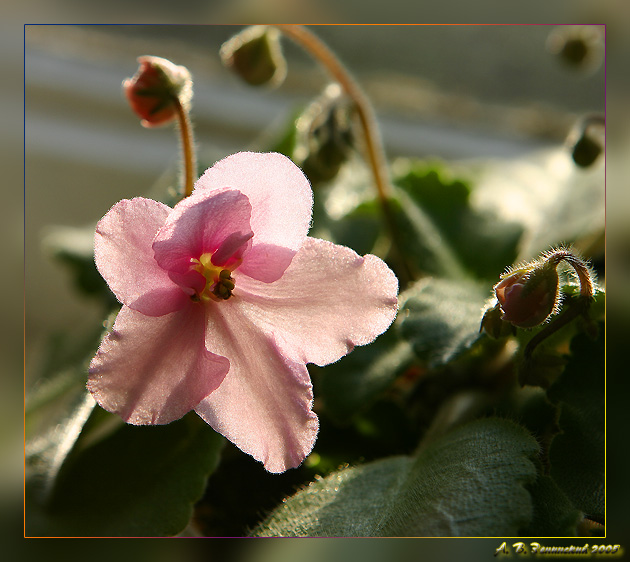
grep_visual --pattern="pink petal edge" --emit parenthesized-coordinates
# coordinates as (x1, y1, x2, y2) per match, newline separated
(88, 304, 230, 425)
(196, 299, 319, 473)
(94, 197, 189, 316)
(234, 236, 399, 366)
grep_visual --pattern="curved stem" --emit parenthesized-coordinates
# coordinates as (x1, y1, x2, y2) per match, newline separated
(273, 25, 389, 203)
(545, 249, 595, 298)
(272, 25, 412, 282)
(523, 248, 596, 361)
(581, 113, 605, 130)
(173, 98, 197, 197)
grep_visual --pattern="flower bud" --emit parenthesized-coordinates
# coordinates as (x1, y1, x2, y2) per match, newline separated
(123, 56, 192, 128)
(546, 25, 604, 74)
(571, 132, 602, 168)
(494, 264, 560, 329)
(294, 83, 355, 184)
(220, 26, 286, 88)
(565, 115, 605, 168)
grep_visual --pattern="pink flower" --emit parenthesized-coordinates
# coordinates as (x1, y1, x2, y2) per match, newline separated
(88, 152, 398, 473)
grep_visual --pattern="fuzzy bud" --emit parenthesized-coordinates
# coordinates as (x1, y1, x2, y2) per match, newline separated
(571, 132, 602, 168)
(566, 115, 605, 169)
(546, 25, 604, 74)
(220, 26, 286, 88)
(494, 264, 560, 329)
(294, 83, 355, 184)
(123, 56, 192, 128)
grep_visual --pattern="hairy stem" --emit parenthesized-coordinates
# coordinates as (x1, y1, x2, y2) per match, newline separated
(173, 98, 197, 197)
(521, 248, 596, 359)
(272, 25, 412, 282)
(544, 249, 595, 298)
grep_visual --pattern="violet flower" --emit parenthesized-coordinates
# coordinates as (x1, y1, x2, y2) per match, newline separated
(88, 152, 398, 473)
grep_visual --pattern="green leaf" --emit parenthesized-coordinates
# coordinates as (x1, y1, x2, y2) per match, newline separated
(43, 225, 114, 303)
(26, 391, 98, 509)
(26, 412, 224, 537)
(472, 148, 604, 262)
(523, 472, 582, 537)
(400, 277, 489, 368)
(252, 417, 538, 537)
(514, 285, 605, 388)
(547, 327, 605, 522)
(317, 326, 414, 422)
(392, 160, 523, 280)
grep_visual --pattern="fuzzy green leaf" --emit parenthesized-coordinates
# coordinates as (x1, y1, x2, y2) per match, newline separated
(316, 326, 414, 422)
(253, 418, 538, 537)
(472, 148, 604, 262)
(547, 327, 605, 522)
(523, 473, 582, 537)
(400, 277, 489, 368)
(392, 160, 523, 280)
(26, 412, 224, 537)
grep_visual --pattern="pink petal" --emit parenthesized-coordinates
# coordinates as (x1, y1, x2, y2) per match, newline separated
(234, 237, 399, 366)
(195, 299, 319, 473)
(95, 198, 190, 316)
(153, 188, 253, 275)
(194, 152, 313, 282)
(88, 304, 229, 425)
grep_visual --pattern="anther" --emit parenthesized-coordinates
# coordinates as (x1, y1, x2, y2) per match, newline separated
(212, 269, 236, 300)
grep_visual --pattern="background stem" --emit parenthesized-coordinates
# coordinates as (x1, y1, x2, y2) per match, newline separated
(273, 25, 413, 282)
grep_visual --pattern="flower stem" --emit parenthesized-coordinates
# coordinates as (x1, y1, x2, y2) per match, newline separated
(272, 25, 412, 282)
(523, 248, 596, 360)
(173, 97, 197, 197)
(544, 248, 595, 299)
(273, 26, 389, 202)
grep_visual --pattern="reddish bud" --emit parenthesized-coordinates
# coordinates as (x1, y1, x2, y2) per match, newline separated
(494, 264, 559, 329)
(123, 56, 192, 128)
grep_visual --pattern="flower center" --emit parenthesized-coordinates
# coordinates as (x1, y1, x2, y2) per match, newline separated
(190, 252, 236, 302)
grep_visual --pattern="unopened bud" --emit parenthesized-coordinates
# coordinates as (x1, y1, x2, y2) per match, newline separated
(494, 263, 560, 329)
(546, 25, 604, 74)
(572, 133, 602, 168)
(294, 83, 355, 184)
(123, 56, 192, 128)
(566, 115, 605, 168)
(220, 26, 286, 88)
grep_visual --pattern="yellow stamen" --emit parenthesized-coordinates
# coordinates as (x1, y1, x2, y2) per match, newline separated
(190, 253, 236, 302)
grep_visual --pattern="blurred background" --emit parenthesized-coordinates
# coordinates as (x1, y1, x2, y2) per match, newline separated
(9, 0, 630, 557)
